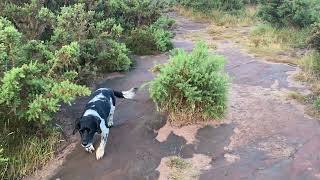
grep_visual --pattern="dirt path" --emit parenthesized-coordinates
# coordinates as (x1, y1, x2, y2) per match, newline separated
(37, 13, 320, 180)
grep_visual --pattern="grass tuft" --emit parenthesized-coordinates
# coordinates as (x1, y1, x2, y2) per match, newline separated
(0, 119, 60, 179)
(287, 91, 306, 103)
(166, 156, 195, 180)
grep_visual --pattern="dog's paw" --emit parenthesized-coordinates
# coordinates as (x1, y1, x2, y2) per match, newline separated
(107, 121, 114, 128)
(85, 145, 95, 153)
(96, 146, 105, 160)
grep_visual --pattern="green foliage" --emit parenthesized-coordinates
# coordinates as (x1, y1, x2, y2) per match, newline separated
(0, 17, 23, 72)
(0, 0, 55, 40)
(152, 28, 173, 52)
(126, 27, 157, 55)
(126, 25, 173, 55)
(22, 40, 54, 63)
(0, 148, 8, 163)
(152, 16, 175, 30)
(52, 3, 94, 45)
(257, 0, 320, 28)
(0, 62, 90, 124)
(315, 96, 320, 109)
(97, 40, 131, 71)
(309, 23, 320, 52)
(150, 42, 229, 122)
(48, 42, 80, 77)
(107, 0, 167, 29)
(178, 0, 244, 12)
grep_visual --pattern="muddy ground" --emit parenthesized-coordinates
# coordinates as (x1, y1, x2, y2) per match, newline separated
(28, 12, 320, 180)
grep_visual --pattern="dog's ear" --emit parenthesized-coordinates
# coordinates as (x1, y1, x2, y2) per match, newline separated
(73, 117, 81, 135)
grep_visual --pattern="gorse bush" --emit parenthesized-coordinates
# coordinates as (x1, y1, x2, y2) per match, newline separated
(257, 0, 320, 28)
(126, 27, 158, 55)
(126, 16, 174, 55)
(150, 42, 229, 125)
(107, 0, 167, 29)
(177, 0, 244, 12)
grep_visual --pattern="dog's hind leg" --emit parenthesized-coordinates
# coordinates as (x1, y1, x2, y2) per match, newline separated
(107, 99, 115, 128)
(96, 121, 109, 160)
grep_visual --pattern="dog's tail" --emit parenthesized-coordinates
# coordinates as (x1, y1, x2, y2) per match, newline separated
(113, 87, 138, 99)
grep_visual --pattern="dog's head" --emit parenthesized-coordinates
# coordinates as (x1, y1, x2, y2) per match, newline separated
(73, 116, 100, 148)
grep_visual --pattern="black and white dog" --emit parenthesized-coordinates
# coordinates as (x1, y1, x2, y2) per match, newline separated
(73, 87, 137, 160)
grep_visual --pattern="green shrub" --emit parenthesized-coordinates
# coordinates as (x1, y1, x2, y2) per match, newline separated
(0, 0, 55, 40)
(51, 3, 94, 45)
(106, 0, 167, 29)
(309, 23, 320, 52)
(97, 39, 131, 71)
(126, 27, 157, 55)
(0, 148, 7, 164)
(257, 0, 320, 28)
(178, 0, 244, 12)
(150, 42, 229, 124)
(152, 16, 175, 30)
(0, 62, 90, 124)
(315, 97, 320, 110)
(152, 28, 173, 52)
(0, 17, 23, 72)
(126, 25, 173, 55)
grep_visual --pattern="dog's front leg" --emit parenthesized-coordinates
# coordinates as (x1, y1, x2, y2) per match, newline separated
(96, 122, 109, 160)
(107, 103, 115, 127)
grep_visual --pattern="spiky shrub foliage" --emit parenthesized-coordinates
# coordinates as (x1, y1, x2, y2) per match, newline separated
(0, 0, 55, 40)
(150, 42, 229, 124)
(257, 0, 320, 28)
(126, 16, 174, 55)
(152, 16, 176, 30)
(97, 39, 131, 71)
(126, 26, 173, 55)
(0, 56, 90, 124)
(0, 17, 23, 72)
(177, 0, 244, 12)
(309, 23, 320, 52)
(125, 27, 157, 55)
(106, 0, 167, 29)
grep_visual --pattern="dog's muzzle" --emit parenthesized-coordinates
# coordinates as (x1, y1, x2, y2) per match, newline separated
(82, 143, 95, 153)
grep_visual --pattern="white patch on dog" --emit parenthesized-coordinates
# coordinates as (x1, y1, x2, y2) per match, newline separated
(107, 98, 115, 127)
(96, 88, 109, 91)
(88, 93, 106, 103)
(122, 88, 136, 99)
(83, 109, 104, 121)
(96, 120, 109, 160)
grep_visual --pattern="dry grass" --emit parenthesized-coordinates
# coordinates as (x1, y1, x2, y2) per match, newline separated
(168, 111, 217, 127)
(166, 156, 197, 180)
(0, 121, 60, 179)
(173, 6, 211, 23)
(175, 5, 257, 27)
(286, 91, 306, 103)
(297, 52, 320, 95)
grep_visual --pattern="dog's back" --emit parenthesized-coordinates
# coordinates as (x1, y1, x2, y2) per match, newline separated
(85, 88, 115, 122)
